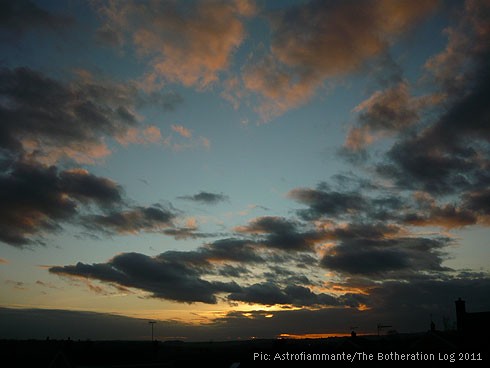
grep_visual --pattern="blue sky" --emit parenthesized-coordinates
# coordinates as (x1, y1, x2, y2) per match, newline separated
(1, 0, 490, 341)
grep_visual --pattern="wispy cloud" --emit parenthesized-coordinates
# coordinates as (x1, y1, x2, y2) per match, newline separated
(82, 205, 175, 235)
(243, 0, 438, 120)
(96, 0, 256, 90)
(171, 124, 192, 138)
(116, 126, 162, 146)
(178, 191, 229, 205)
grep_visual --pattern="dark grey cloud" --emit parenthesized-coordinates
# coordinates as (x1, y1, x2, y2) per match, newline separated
(288, 186, 367, 220)
(0, 0, 74, 40)
(376, 1, 490, 196)
(0, 66, 184, 245)
(49, 238, 272, 304)
(317, 225, 449, 279)
(0, 67, 182, 162)
(228, 282, 341, 308)
(49, 233, 342, 307)
(59, 169, 122, 207)
(289, 177, 482, 232)
(328, 222, 400, 241)
(378, 129, 488, 195)
(0, 67, 135, 157)
(357, 84, 417, 131)
(321, 236, 450, 277)
(202, 238, 264, 263)
(218, 264, 249, 278)
(161, 227, 219, 240)
(228, 282, 289, 305)
(344, 82, 425, 152)
(235, 216, 326, 252)
(83, 205, 175, 235)
(178, 191, 229, 205)
(0, 160, 122, 246)
(403, 203, 477, 229)
(50, 251, 241, 304)
(463, 188, 490, 217)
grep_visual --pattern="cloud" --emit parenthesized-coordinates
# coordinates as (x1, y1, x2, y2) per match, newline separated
(402, 193, 477, 229)
(288, 186, 367, 220)
(285, 177, 482, 276)
(171, 124, 192, 138)
(462, 188, 490, 224)
(217, 275, 490, 337)
(178, 191, 229, 205)
(423, 0, 490, 94)
(0, 67, 188, 246)
(321, 236, 450, 277)
(288, 175, 485, 233)
(49, 233, 334, 306)
(0, 156, 213, 246)
(0, 67, 181, 165)
(51, 241, 364, 307)
(228, 282, 341, 307)
(83, 205, 175, 235)
(0, 0, 74, 40)
(81, 205, 226, 240)
(345, 82, 438, 151)
(235, 216, 325, 252)
(161, 227, 219, 241)
(218, 264, 249, 277)
(243, 0, 438, 119)
(96, 0, 255, 90)
(116, 126, 162, 146)
(3, 273, 490, 340)
(4, 279, 27, 290)
(50, 251, 241, 304)
(376, 0, 490, 196)
(0, 159, 122, 246)
(202, 238, 263, 263)
(326, 222, 401, 241)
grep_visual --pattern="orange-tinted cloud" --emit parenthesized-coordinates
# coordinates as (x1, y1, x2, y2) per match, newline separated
(171, 124, 192, 139)
(116, 125, 163, 146)
(245, 0, 438, 120)
(344, 126, 376, 152)
(97, 0, 255, 90)
(424, 0, 490, 93)
(344, 82, 439, 151)
(22, 139, 112, 165)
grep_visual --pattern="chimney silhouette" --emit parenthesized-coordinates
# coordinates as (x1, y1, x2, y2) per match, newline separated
(455, 297, 465, 333)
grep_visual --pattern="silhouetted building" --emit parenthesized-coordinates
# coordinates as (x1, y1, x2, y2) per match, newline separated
(455, 298, 490, 338)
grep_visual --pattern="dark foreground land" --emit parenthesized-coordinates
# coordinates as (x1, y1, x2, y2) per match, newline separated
(1, 331, 489, 368)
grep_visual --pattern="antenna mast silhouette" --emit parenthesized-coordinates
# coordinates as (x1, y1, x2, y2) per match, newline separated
(148, 321, 156, 341)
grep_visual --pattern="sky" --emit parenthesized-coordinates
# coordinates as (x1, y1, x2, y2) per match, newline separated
(1, 0, 490, 342)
